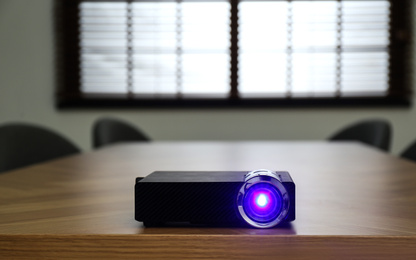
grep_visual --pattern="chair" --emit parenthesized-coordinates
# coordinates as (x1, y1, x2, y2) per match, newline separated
(329, 119, 392, 151)
(0, 123, 81, 173)
(93, 117, 150, 149)
(400, 140, 416, 162)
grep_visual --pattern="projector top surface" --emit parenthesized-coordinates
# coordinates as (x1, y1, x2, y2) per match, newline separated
(138, 171, 247, 183)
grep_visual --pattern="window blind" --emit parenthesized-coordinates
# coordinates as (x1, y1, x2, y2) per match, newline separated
(56, 0, 411, 107)
(80, 1, 230, 97)
(239, 0, 390, 97)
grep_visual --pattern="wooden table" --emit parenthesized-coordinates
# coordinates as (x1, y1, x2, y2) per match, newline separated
(1, 141, 416, 259)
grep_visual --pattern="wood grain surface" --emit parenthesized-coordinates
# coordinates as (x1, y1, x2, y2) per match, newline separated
(1, 235, 416, 259)
(0, 141, 416, 259)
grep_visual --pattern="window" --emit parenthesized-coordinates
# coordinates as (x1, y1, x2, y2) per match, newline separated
(56, 0, 412, 108)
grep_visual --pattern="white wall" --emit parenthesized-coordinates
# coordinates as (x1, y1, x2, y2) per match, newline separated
(0, 0, 415, 154)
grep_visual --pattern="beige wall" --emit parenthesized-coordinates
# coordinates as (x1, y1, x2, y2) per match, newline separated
(0, 0, 415, 154)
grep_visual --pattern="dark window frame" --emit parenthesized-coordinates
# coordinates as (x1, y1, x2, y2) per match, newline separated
(55, 0, 413, 109)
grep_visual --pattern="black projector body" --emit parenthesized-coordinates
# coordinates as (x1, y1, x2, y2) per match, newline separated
(135, 170, 295, 228)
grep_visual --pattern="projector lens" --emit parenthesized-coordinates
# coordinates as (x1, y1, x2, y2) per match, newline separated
(237, 169, 290, 228)
(244, 183, 282, 223)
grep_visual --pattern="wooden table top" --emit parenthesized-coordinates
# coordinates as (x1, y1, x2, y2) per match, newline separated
(1, 141, 416, 259)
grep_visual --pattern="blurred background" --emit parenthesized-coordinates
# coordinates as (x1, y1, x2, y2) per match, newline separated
(0, 0, 414, 154)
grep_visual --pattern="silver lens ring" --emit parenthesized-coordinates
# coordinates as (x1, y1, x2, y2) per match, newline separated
(237, 169, 290, 228)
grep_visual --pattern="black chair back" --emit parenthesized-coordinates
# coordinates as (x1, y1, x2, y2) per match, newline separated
(93, 118, 150, 149)
(329, 119, 392, 151)
(0, 123, 80, 173)
(400, 141, 416, 162)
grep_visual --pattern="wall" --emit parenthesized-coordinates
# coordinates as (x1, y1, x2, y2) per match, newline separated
(0, 0, 414, 154)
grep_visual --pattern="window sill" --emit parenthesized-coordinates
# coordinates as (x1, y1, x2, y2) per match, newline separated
(56, 95, 411, 109)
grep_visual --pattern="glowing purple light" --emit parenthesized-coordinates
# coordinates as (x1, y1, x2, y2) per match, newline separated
(243, 183, 283, 223)
(237, 169, 291, 228)
(256, 194, 268, 207)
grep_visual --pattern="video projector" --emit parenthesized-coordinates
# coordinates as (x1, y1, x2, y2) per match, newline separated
(135, 169, 295, 228)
